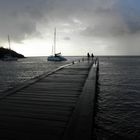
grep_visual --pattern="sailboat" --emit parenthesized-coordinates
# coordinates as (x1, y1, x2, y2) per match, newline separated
(2, 35, 18, 61)
(47, 28, 67, 61)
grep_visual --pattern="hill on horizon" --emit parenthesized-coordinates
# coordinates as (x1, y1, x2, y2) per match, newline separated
(0, 47, 25, 59)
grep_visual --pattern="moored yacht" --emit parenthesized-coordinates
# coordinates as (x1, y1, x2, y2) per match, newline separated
(2, 35, 18, 61)
(47, 28, 67, 61)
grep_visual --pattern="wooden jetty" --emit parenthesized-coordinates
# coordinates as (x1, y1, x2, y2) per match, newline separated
(0, 58, 99, 140)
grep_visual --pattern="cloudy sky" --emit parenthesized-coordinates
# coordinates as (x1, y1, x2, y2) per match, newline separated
(0, 0, 140, 56)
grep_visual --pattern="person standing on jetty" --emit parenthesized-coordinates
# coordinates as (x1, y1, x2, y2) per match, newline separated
(91, 53, 94, 60)
(87, 53, 90, 60)
(91, 53, 94, 58)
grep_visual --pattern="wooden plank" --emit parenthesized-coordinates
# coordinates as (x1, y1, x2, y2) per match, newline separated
(13, 92, 80, 97)
(34, 81, 83, 84)
(0, 105, 71, 115)
(41, 77, 85, 81)
(18, 90, 81, 95)
(0, 105, 72, 115)
(64, 65, 91, 69)
(4, 97, 77, 103)
(8, 95, 78, 101)
(1, 99, 76, 107)
(48, 74, 87, 79)
(0, 111, 69, 122)
(55, 71, 88, 75)
(0, 101, 73, 111)
(22, 87, 83, 92)
(31, 83, 83, 88)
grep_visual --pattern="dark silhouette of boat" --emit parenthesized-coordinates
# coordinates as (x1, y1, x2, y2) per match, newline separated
(47, 28, 67, 61)
(48, 52, 67, 61)
(2, 35, 18, 61)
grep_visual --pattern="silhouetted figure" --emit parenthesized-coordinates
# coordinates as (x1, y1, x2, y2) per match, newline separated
(91, 53, 94, 58)
(91, 53, 94, 61)
(87, 53, 90, 60)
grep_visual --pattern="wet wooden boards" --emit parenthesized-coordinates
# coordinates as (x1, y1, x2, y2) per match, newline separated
(0, 60, 98, 140)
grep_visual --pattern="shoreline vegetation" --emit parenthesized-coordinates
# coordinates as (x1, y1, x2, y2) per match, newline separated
(0, 47, 25, 59)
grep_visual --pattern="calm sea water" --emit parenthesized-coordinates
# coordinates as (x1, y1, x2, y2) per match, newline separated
(95, 56, 140, 140)
(0, 56, 82, 93)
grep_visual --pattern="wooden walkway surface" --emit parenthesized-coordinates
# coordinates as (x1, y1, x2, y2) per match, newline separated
(0, 59, 98, 140)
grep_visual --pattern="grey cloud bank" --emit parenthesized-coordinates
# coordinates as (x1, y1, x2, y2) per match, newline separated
(0, 0, 140, 55)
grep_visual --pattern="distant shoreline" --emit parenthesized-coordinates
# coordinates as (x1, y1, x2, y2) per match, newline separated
(0, 47, 25, 59)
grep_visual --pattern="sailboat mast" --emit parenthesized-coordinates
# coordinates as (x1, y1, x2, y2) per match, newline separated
(51, 45, 54, 56)
(8, 35, 11, 50)
(54, 28, 56, 55)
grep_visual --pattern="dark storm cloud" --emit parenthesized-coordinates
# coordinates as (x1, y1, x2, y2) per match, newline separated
(0, 0, 49, 41)
(80, 0, 140, 38)
(48, 0, 140, 38)
(118, 0, 140, 34)
(0, 0, 140, 55)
